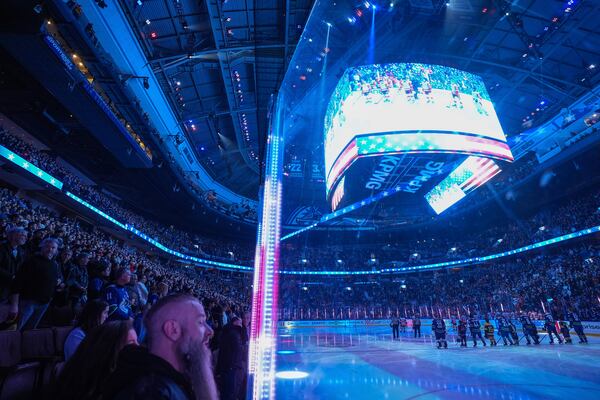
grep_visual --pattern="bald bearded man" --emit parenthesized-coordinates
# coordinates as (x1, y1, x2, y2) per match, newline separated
(104, 294, 218, 400)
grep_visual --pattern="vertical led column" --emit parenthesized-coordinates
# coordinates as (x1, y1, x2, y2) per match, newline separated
(248, 94, 284, 400)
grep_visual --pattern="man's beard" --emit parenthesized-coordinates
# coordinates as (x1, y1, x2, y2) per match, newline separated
(180, 338, 218, 400)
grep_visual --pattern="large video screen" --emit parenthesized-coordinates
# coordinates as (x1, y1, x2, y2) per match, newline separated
(324, 63, 510, 193)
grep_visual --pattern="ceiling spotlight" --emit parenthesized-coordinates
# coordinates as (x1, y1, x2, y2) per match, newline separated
(94, 0, 108, 8)
(145, 19, 151, 25)
(143, 77, 150, 89)
(277, 350, 296, 355)
(150, 31, 158, 39)
(275, 371, 309, 380)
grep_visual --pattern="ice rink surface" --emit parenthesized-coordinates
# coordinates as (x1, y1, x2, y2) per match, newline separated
(275, 326, 600, 400)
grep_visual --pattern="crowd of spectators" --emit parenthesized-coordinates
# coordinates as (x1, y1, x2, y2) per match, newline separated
(279, 242, 600, 321)
(282, 187, 600, 270)
(0, 129, 255, 263)
(0, 187, 250, 319)
(0, 185, 252, 399)
(1, 125, 600, 398)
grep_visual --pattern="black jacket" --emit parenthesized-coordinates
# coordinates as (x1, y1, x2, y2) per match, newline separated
(103, 345, 195, 400)
(11, 253, 58, 303)
(0, 241, 26, 299)
(217, 323, 245, 372)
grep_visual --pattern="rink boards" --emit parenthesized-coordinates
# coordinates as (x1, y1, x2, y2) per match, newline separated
(279, 319, 600, 337)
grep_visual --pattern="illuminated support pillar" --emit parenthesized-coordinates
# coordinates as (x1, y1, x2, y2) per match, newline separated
(248, 94, 284, 400)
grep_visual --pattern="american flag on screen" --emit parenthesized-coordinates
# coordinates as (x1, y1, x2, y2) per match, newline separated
(425, 156, 502, 214)
(460, 157, 501, 192)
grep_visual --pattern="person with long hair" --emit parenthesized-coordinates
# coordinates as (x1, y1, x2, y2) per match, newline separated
(54, 320, 138, 400)
(64, 299, 109, 360)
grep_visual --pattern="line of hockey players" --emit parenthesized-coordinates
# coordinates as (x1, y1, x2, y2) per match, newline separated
(428, 312, 588, 349)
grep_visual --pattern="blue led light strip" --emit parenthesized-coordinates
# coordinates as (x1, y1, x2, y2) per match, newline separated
(3, 145, 597, 276)
(279, 224, 600, 275)
(0, 145, 63, 190)
(65, 191, 252, 271)
(281, 187, 400, 240)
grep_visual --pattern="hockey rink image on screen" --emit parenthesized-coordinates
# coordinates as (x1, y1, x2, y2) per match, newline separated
(324, 63, 509, 187)
(323, 63, 514, 212)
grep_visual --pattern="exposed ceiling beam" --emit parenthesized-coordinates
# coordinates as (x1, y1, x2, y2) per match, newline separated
(204, 0, 259, 174)
(149, 44, 287, 71)
(496, 1, 598, 106)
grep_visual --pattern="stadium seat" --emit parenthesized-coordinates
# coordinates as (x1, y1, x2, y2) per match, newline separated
(21, 329, 56, 361)
(0, 330, 21, 368)
(53, 326, 73, 359)
(0, 304, 10, 324)
(0, 330, 41, 400)
(0, 362, 41, 400)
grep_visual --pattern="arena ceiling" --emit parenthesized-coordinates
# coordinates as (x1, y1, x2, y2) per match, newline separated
(282, 0, 600, 142)
(121, 0, 600, 204)
(118, 0, 315, 198)
(0, 0, 598, 233)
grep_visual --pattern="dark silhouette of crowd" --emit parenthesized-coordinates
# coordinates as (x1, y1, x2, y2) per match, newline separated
(282, 187, 600, 270)
(0, 185, 251, 399)
(279, 241, 600, 321)
(1, 126, 600, 399)
(0, 129, 255, 262)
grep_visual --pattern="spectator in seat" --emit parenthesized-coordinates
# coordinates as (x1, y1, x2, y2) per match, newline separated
(217, 316, 246, 400)
(54, 320, 138, 400)
(9, 237, 61, 330)
(148, 281, 169, 305)
(64, 299, 109, 360)
(66, 252, 90, 317)
(57, 248, 73, 281)
(104, 267, 133, 321)
(26, 229, 46, 255)
(88, 260, 110, 300)
(103, 294, 217, 400)
(0, 227, 27, 301)
(134, 274, 149, 307)
(53, 247, 72, 308)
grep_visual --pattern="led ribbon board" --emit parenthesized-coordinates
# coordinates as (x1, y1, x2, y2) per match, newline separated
(0, 145, 63, 190)
(324, 63, 513, 209)
(65, 191, 251, 272)
(280, 225, 600, 275)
